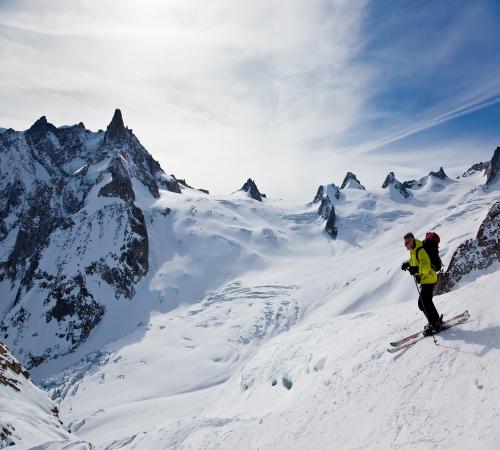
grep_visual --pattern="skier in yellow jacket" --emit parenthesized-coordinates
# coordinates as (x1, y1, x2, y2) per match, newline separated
(401, 232, 443, 336)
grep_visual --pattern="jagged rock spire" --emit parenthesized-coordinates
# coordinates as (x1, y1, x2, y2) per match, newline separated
(25, 116, 57, 142)
(381, 172, 396, 189)
(104, 108, 127, 144)
(312, 184, 338, 239)
(485, 147, 500, 187)
(429, 167, 448, 180)
(341, 172, 365, 190)
(313, 185, 324, 204)
(240, 178, 264, 202)
(462, 161, 489, 178)
(382, 172, 410, 198)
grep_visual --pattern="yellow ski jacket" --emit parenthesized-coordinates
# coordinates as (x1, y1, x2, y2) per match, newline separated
(408, 239, 438, 285)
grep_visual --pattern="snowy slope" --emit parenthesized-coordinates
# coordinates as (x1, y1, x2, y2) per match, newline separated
(29, 161, 499, 449)
(2, 111, 499, 448)
(0, 342, 90, 449)
(66, 271, 500, 450)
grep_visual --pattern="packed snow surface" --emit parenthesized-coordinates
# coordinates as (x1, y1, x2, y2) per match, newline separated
(11, 169, 500, 448)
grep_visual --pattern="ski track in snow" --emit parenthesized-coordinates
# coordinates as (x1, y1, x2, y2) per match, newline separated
(9, 169, 500, 449)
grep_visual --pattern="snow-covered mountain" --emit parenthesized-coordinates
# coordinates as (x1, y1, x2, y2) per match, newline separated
(0, 109, 185, 367)
(1, 111, 499, 449)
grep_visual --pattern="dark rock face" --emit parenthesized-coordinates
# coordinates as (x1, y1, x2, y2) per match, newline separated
(98, 109, 181, 197)
(429, 167, 448, 180)
(382, 172, 410, 198)
(0, 341, 74, 446)
(325, 209, 338, 239)
(318, 196, 332, 220)
(462, 161, 489, 178)
(1, 341, 30, 392)
(42, 274, 105, 350)
(313, 185, 338, 239)
(341, 172, 365, 190)
(313, 186, 324, 204)
(5, 184, 67, 297)
(328, 184, 341, 200)
(485, 147, 500, 187)
(104, 108, 127, 144)
(435, 201, 500, 295)
(402, 179, 423, 189)
(177, 178, 209, 194)
(0, 109, 171, 366)
(240, 178, 264, 202)
(98, 154, 135, 202)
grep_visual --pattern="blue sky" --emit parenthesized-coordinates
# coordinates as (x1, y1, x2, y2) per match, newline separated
(0, 0, 498, 200)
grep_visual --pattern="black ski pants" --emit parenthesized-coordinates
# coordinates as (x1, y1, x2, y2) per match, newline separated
(418, 283, 440, 325)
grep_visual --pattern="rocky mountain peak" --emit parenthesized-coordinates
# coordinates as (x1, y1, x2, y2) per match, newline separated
(104, 108, 127, 144)
(429, 167, 448, 180)
(341, 172, 365, 190)
(313, 185, 324, 204)
(312, 184, 338, 239)
(485, 147, 500, 188)
(240, 178, 264, 202)
(0, 110, 171, 366)
(462, 161, 489, 178)
(381, 172, 396, 188)
(312, 184, 340, 204)
(382, 172, 410, 198)
(25, 116, 57, 142)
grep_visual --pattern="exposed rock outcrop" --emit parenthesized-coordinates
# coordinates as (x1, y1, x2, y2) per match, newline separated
(341, 172, 365, 190)
(240, 178, 264, 202)
(435, 201, 500, 294)
(0, 342, 85, 447)
(98, 153, 135, 202)
(429, 167, 448, 180)
(402, 179, 423, 189)
(313, 185, 324, 204)
(177, 178, 209, 194)
(313, 184, 339, 239)
(485, 147, 500, 188)
(104, 108, 127, 144)
(0, 342, 30, 391)
(381, 172, 410, 198)
(98, 109, 181, 197)
(462, 161, 489, 178)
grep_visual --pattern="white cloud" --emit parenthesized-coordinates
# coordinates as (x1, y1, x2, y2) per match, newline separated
(0, 0, 498, 201)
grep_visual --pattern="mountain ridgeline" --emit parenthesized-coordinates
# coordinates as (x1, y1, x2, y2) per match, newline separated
(0, 110, 499, 371)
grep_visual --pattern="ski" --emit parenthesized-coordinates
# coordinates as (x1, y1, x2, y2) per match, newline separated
(387, 310, 470, 353)
(389, 310, 469, 347)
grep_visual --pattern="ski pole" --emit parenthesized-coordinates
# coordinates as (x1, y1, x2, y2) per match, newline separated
(413, 276, 437, 345)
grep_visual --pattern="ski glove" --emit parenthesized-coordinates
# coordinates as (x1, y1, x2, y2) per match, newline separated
(401, 262, 410, 271)
(408, 266, 419, 275)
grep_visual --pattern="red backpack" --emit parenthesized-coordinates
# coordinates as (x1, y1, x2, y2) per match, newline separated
(417, 232, 443, 272)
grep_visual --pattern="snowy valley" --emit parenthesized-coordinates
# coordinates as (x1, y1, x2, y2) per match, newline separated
(1, 111, 499, 449)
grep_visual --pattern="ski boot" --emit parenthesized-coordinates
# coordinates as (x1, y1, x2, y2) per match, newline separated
(423, 323, 434, 337)
(423, 315, 444, 336)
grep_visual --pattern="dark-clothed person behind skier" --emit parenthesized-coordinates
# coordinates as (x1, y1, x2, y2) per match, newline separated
(401, 232, 443, 336)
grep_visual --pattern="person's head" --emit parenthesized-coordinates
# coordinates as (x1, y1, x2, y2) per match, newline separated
(404, 232, 415, 250)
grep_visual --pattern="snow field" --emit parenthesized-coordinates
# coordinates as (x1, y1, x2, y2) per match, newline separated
(31, 168, 500, 449)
